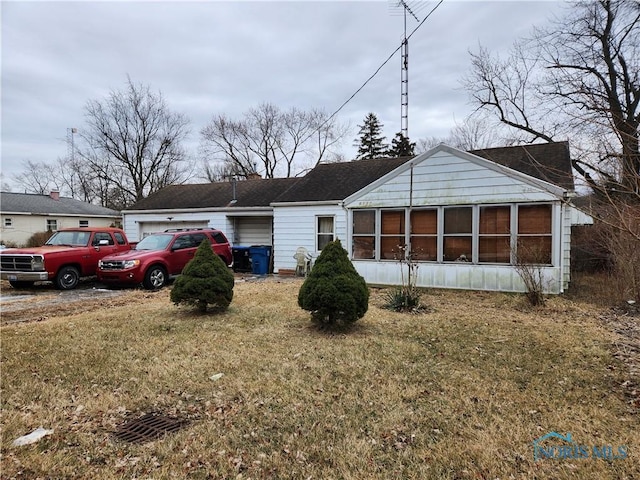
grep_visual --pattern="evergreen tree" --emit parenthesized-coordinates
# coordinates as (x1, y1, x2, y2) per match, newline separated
(298, 239, 369, 328)
(354, 113, 388, 160)
(170, 240, 234, 313)
(388, 132, 416, 157)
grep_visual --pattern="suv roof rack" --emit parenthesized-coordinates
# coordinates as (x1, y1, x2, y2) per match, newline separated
(164, 228, 215, 232)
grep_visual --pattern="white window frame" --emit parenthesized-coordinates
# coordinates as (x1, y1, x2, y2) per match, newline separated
(46, 219, 58, 231)
(3, 218, 13, 228)
(316, 216, 335, 251)
(79, 220, 89, 228)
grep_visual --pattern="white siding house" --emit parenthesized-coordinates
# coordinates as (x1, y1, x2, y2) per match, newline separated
(122, 142, 592, 294)
(0, 191, 121, 246)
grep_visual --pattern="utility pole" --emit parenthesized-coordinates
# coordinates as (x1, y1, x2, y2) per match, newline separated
(67, 127, 77, 162)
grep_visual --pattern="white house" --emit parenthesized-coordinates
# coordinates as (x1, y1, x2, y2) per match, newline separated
(122, 142, 593, 294)
(0, 190, 121, 246)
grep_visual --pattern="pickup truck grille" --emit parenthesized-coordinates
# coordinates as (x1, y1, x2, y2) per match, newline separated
(99, 260, 126, 270)
(0, 254, 45, 272)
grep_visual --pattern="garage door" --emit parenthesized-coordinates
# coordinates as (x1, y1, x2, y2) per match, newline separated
(140, 221, 209, 238)
(233, 217, 272, 246)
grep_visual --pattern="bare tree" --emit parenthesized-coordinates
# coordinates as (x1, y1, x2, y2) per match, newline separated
(80, 78, 191, 206)
(200, 103, 347, 179)
(463, 0, 639, 195)
(12, 160, 60, 195)
(416, 115, 498, 153)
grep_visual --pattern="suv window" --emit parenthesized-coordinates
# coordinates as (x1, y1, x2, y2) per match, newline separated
(212, 232, 228, 244)
(192, 233, 208, 247)
(172, 235, 194, 250)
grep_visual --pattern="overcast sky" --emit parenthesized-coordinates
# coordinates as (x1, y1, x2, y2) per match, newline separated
(1, 0, 567, 188)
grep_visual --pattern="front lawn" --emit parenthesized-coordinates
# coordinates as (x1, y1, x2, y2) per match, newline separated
(1, 279, 638, 479)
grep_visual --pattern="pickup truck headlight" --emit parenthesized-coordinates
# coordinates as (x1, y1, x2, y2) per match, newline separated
(31, 256, 45, 271)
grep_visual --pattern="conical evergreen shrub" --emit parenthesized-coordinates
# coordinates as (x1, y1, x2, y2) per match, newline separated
(170, 240, 234, 313)
(298, 239, 369, 327)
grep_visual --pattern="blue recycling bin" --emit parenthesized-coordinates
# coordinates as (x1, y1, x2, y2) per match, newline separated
(249, 245, 272, 275)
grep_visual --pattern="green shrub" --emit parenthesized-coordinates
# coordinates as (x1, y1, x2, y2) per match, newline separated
(170, 240, 234, 313)
(298, 239, 369, 327)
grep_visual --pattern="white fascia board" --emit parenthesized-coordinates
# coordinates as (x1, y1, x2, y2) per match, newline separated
(124, 207, 273, 215)
(344, 143, 567, 207)
(270, 200, 342, 207)
(569, 206, 594, 225)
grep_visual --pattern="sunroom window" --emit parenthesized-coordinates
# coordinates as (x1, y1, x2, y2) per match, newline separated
(517, 204, 552, 264)
(381, 210, 405, 260)
(479, 206, 511, 263)
(443, 207, 472, 262)
(410, 209, 437, 261)
(352, 210, 375, 259)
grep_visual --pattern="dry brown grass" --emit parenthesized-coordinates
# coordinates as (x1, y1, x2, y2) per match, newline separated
(1, 278, 639, 479)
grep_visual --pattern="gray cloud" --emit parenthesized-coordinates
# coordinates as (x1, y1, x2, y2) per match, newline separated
(1, 1, 566, 186)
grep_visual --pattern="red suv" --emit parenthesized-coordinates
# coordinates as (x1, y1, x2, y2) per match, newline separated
(97, 228, 232, 289)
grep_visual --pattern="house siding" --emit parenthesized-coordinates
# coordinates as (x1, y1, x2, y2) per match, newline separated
(273, 204, 346, 272)
(348, 151, 558, 208)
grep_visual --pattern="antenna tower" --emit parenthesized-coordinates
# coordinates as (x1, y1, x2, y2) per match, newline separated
(389, 1, 422, 138)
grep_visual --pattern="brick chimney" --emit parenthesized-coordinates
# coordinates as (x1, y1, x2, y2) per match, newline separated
(50, 190, 60, 201)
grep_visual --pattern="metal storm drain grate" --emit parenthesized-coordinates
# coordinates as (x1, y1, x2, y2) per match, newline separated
(114, 412, 189, 444)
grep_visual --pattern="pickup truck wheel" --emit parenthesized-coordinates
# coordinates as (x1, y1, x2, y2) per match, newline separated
(8, 280, 35, 289)
(143, 265, 166, 290)
(55, 266, 80, 290)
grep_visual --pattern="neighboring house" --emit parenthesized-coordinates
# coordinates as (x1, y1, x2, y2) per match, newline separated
(123, 142, 593, 294)
(0, 191, 121, 246)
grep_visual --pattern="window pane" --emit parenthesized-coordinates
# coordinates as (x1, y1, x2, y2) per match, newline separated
(381, 210, 405, 234)
(518, 205, 551, 234)
(444, 207, 472, 234)
(318, 217, 334, 234)
(353, 236, 375, 259)
(353, 211, 375, 234)
(381, 236, 404, 259)
(410, 236, 437, 261)
(479, 237, 511, 263)
(443, 237, 472, 262)
(318, 234, 333, 251)
(517, 237, 552, 264)
(411, 210, 437, 234)
(480, 206, 510, 234)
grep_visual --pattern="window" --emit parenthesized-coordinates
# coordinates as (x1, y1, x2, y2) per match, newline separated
(352, 210, 375, 259)
(381, 210, 405, 259)
(114, 232, 126, 245)
(4, 218, 13, 228)
(479, 206, 511, 263)
(443, 207, 472, 262)
(317, 216, 334, 251)
(46, 219, 58, 231)
(79, 220, 89, 228)
(517, 205, 552, 264)
(410, 209, 437, 261)
(92, 232, 114, 246)
(350, 203, 553, 266)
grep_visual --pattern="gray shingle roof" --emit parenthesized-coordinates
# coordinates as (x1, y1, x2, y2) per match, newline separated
(125, 142, 574, 211)
(127, 177, 300, 210)
(470, 141, 574, 191)
(0, 192, 121, 216)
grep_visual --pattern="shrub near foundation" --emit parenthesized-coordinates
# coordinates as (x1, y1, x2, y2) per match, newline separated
(170, 240, 234, 313)
(298, 239, 369, 327)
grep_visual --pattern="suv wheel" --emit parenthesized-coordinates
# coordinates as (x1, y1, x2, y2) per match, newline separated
(55, 266, 80, 290)
(143, 265, 167, 290)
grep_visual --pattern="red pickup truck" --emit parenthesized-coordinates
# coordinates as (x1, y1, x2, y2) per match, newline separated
(0, 227, 133, 290)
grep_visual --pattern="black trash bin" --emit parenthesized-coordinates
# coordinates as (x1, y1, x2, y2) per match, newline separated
(232, 246, 252, 273)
